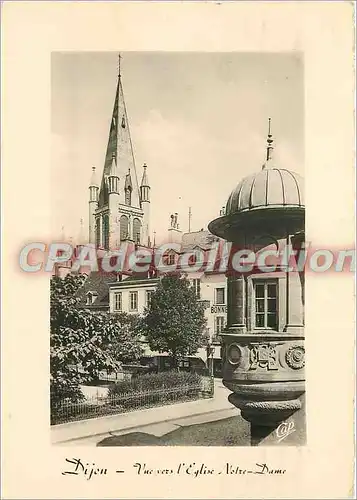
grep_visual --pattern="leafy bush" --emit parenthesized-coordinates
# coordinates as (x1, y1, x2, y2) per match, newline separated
(51, 371, 213, 424)
(50, 274, 143, 408)
(109, 370, 202, 397)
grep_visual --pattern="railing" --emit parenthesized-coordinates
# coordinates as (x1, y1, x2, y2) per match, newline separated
(51, 377, 214, 426)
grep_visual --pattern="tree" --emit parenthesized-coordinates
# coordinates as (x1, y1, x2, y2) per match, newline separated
(107, 312, 144, 364)
(142, 274, 208, 368)
(50, 274, 143, 407)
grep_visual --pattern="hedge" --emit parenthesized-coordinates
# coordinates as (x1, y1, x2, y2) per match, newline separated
(108, 370, 202, 397)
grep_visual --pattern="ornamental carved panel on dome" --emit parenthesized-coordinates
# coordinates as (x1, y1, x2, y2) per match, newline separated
(249, 344, 279, 371)
(284, 345, 305, 370)
(223, 339, 305, 375)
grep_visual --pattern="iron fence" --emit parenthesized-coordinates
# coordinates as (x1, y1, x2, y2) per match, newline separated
(51, 377, 214, 426)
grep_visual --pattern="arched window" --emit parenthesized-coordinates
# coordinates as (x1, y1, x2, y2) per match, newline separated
(120, 215, 129, 241)
(102, 177, 109, 206)
(95, 218, 101, 247)
(133, 218, 142, 244)
(125, 188, 132, 206)
(102, 214, 109, 249)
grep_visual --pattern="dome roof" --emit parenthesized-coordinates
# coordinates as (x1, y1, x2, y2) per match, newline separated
(225, 167, 304, 216)
(209, 120, 305, 242)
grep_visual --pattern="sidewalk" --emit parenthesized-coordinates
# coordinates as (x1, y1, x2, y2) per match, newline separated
(52, 380, 235, 446)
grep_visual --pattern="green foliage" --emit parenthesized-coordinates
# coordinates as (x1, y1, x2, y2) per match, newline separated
(109, 370, 202, 396)
(106, 371, 204, 413)
(142, 274, 208, 364)
(51, 370, 209, 424)
(50, 274, 143, 408)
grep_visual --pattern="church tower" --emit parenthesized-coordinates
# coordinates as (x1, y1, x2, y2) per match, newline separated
(89, 54, 150, 249)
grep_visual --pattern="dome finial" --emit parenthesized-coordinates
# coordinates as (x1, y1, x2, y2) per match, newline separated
(266, 117, 274, 161)
(262, 117, 274, 170)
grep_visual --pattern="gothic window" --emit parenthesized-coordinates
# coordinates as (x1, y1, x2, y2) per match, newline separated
(254, 280, 278, 329)
(120, 215, 129, 241)
(125, 188, 132, 206)
(95, 218, 101, 247)
(133, 218, 141, 244)
(103, 177, 109, 206)
(121, 116, 126, 128)
(102, 214, 109, 249)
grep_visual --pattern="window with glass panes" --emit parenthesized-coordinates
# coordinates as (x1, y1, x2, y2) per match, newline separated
(215, 288, 225, 304)
(146, 290, 153, 308)
(167, 253, 175, 265)
(192, 279, 201, 298)
(129, 291, 138, 311)
(215, 316, 225, 334)
(114, 292, 122, 311)
(254, 281, 278, 329)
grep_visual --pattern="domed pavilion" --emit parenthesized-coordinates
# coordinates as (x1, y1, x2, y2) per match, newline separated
(208, 120, 306, 445)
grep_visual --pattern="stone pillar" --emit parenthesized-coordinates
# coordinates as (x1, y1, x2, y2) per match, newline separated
(284, 234, 304, 335)
(285, 270, 304, 334)
(227, 273, 246, 332)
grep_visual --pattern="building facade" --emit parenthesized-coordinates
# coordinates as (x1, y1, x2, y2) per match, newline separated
(106, 249, 228, 375)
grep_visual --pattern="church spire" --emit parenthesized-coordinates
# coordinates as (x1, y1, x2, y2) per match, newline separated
(118, 53, 122, 78)
(98, 54, 141, 208)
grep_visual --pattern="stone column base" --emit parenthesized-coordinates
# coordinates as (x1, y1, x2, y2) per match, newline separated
(250, 394, 306, 446)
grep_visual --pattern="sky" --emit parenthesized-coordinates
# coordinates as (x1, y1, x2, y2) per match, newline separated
(51, 51, 304, 243)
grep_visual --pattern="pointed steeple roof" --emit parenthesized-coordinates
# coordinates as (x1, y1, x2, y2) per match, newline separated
(140, 163, 149, 187)
(90, 166, 99, 187)
(98, 55, 140, 208)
